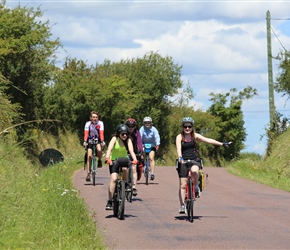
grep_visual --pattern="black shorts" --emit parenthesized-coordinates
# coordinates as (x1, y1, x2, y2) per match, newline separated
(87, 140, 101, 149)
(177, 159, 201, 178)
(109, 157, 130, 174)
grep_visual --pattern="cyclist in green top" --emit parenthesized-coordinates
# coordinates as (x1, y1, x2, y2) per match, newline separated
(105, 124, 138, 210)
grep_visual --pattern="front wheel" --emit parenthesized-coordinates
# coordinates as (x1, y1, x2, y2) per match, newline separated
(117, 181, 125, 220)
(187, 179, 194, 223)
(144, 157, 149, 185)
(92, 156, 97, 186)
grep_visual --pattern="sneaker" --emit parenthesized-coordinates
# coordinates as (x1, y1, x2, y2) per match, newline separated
(97, 160, 102, 168)
(125, 183, 131, 192)
(132, 188, 138, 196)
(105, 200, 113, 210)
(179, 205, 185, 214)
(150, 173, 155, 181)
(86, 173, 90, 182)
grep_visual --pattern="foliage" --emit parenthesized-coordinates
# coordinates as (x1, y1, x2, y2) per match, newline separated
(44, 52, 183, 155)
(275, 50, 290, 98)
(0, 74, 21, 133)
(207, 86, 257, 164)
(0, 1, 61, 122)
(0, 131, 105, 249)
(265, 111, 289, 156)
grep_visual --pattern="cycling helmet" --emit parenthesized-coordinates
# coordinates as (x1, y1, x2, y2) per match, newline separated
(116, 124, 129, 136)
(181, 117, 194, 125)
(143, 116, 152, 123)
(125, 118, 137, 126)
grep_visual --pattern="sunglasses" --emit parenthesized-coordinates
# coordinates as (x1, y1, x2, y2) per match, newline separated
(128, 126, 135, 128)
(120, 133, 128, 136)
(144, 122, 151, 124)
(183, 125, 192, 129)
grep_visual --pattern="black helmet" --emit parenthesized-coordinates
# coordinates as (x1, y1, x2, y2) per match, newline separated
(116, 124, 129, 136)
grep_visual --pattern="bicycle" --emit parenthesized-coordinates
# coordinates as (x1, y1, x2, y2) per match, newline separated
(126, 159, 133, 202)
(112, 161, 128, 220)
(184, 158, 205, 223)
(87, 138, 98, 186)
(143, 143, 153, 185)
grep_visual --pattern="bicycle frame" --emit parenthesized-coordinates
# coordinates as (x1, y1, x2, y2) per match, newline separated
(143, 143, 152, 185)
(89, 138, 98, 186)
(184, 160, 196, 223)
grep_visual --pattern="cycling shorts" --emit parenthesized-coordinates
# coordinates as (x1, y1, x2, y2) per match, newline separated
(177, 159, 201, 178)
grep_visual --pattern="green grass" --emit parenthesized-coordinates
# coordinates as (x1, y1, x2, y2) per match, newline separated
(0, 132, 105, 250)
(227, 136, 290, 192)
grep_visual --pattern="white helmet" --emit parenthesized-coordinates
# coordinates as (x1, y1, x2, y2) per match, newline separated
(143, 116, 152, 123)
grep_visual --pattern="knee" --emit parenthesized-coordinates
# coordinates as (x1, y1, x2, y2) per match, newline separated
(180, 183, 187, 190)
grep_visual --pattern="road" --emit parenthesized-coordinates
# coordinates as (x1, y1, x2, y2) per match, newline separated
(73, 166, 290, 249)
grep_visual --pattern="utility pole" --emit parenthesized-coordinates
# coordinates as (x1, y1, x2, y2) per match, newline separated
(266, 10, 276, 127)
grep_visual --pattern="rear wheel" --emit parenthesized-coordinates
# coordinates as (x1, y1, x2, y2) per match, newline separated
(187, 179, 194, 223)
(118, 181, 125, 220)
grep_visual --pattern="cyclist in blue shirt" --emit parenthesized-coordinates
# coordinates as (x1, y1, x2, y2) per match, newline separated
(139, 116, 160, 181)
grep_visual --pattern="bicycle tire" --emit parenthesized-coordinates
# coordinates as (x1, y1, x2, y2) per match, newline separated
(187, 179, 194, 223)
(144, 156, 149, 185)
(126, 165, 133, 202)
(92, 155, 96, 186)
(113, 184, 118, 217)
(118, 180, 125, 220)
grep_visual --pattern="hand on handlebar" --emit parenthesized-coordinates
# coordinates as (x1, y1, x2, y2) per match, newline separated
(155, 145, 159, 151)
(101, 141, 106, 149)
(105, 158, 112, 165)
(132, 160, 138, 165)
(83, 141, 88, 148)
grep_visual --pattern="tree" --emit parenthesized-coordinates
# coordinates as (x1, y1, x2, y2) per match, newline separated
(275, 50, 290, 98)
(207, 86, 257, 162)
(0, 1, 61, 122)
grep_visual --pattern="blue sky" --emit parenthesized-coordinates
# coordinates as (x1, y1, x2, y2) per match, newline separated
(7, 0, 290, 155)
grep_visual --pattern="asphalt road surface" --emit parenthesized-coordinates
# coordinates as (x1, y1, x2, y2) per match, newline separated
(73, 166, 290, 249)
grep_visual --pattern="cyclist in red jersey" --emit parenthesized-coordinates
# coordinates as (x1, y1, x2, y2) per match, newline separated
(125, 118, 143, 196)
(176, 117, 232, 214)
(83, 111, 105, 182)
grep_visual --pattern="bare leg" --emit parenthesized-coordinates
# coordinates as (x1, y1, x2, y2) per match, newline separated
(132, 164, 137, 188)
(108, 173, 118, 200)
(149, 150, 155, 173)
(179, 177, 187, 206)
(86, 148, 92, 174)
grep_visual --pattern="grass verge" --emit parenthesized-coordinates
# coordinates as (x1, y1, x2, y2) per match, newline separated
(0, 132, 105, 250)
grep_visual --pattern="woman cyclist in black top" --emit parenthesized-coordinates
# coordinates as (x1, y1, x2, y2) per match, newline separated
(175, 117, 232, 214)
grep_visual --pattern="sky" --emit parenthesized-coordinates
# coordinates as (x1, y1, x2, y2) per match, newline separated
(7, 0, 290, 155)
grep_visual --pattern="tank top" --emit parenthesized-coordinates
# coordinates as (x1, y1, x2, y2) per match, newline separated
(181, 136, 200, 160)
(111, 138, 128, 160)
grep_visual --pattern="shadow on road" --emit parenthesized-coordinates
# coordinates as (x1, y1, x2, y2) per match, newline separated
(174, 215, 202, 221)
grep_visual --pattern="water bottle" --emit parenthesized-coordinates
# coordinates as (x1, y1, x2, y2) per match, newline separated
(119, 171, 123, 180)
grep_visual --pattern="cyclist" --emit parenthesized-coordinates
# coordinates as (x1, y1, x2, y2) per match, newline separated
(105, 124, 138, 210)
(83, 111, 105, 182)
(139, 116, 160, 181)
(176, 116, 232, 214)
(125, 117, 143, 196)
